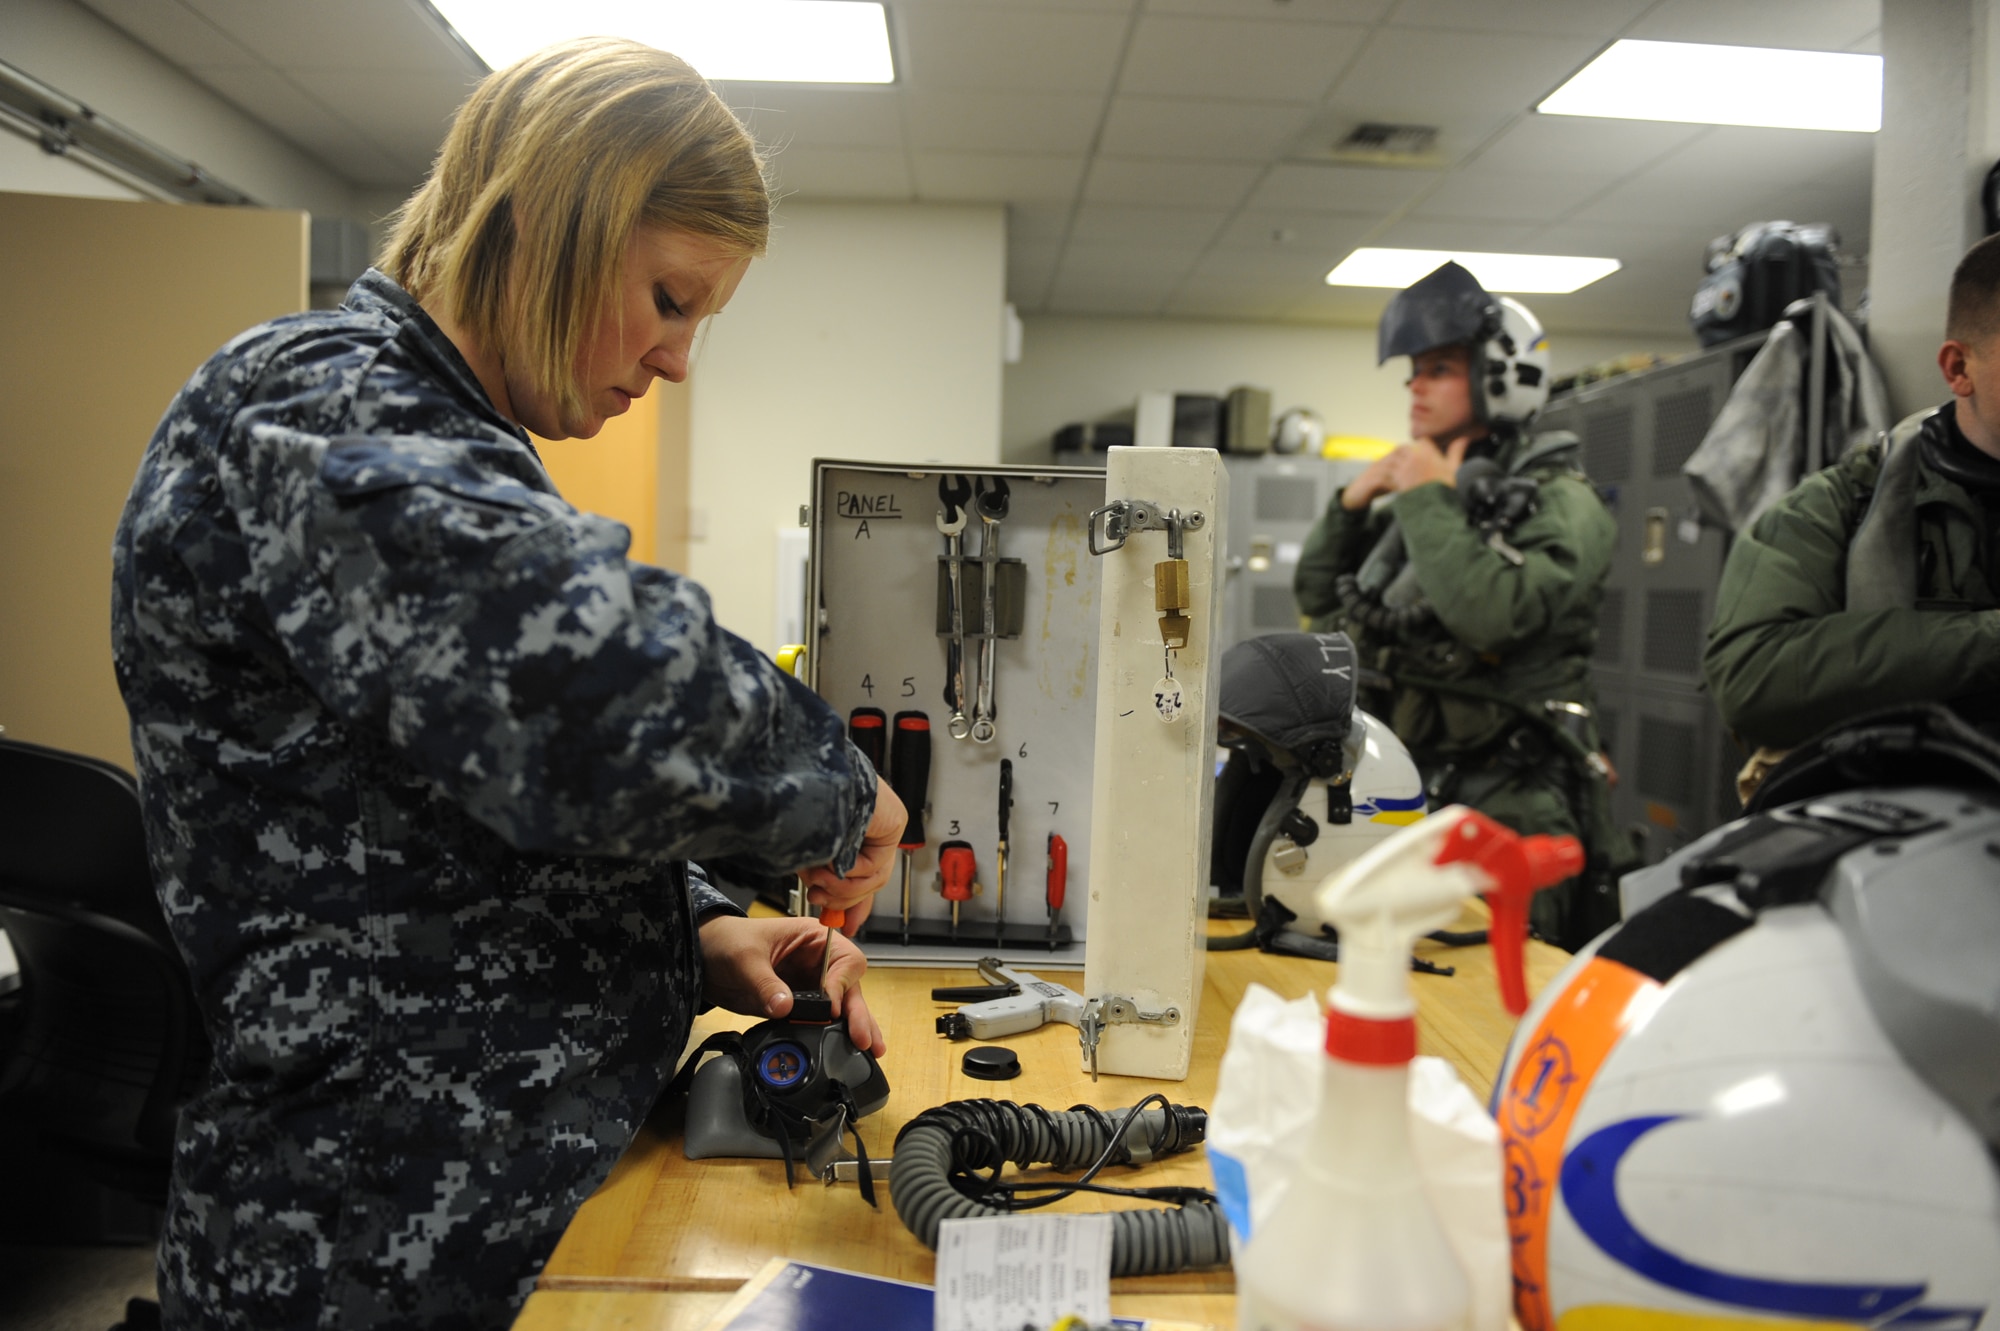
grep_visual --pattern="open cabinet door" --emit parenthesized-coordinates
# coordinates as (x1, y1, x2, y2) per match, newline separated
(0, 191, 307, 770)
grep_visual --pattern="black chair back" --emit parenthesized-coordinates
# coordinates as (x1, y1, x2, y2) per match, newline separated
(0, 737, 206, 1202)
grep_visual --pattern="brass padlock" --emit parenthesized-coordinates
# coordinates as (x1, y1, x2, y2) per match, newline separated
(1155, 558, 1191, 649)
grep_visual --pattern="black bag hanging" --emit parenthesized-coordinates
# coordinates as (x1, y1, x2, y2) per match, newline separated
(1689, 220, 1842, 347)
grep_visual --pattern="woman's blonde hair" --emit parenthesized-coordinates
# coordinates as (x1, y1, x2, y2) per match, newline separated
(382, 38, 768, 421)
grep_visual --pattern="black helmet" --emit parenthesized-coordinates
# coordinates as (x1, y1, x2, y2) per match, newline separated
(1378, 262, 1551, 430)
(1216, 632, 1356, 780)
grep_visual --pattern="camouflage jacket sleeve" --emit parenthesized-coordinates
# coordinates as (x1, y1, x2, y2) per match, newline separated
(1703, 450, 2000, 749)
(1392, 473, 1616, 655)
(1294, 487, 1387, 622)
(217, 413, 876, 876)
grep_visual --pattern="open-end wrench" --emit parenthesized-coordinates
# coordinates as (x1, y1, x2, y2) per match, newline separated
(970, 476, 1009, 745)
(937, 475, 973, 741)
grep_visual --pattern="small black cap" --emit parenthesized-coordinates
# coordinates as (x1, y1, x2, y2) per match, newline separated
(962, 1046, 1021, 1080)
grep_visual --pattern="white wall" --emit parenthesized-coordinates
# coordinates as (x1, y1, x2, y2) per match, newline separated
(688, 202, 1006, 653)
(1002, 316, 1698, 461)
(1, 0, 358, 218)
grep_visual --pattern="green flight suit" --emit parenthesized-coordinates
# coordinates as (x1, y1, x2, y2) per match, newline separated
(1294, 432, 1629, 948)
(1704, 404, 2000, 752)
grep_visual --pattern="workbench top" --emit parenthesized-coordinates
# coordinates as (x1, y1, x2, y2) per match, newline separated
(516, 910, 1567, 1330)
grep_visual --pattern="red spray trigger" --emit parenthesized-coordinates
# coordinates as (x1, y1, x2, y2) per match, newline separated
(1431, 809, 1583, 1015)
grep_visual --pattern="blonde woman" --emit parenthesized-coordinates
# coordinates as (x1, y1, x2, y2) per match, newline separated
(112, 38, 901, 1330)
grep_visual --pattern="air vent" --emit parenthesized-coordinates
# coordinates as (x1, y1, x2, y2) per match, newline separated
(1331, 122, 1440, 163)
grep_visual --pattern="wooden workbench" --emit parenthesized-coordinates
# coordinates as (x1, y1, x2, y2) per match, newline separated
(515, 912, 1567, 1331)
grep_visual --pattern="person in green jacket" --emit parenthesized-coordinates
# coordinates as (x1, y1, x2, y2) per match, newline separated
(1706, 233, 2000, 783)
(1295, 262, 1629, 949)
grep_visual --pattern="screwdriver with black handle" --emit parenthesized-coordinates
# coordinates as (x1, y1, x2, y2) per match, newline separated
(888, 710, 931, 947)
(820, 708, 888, 988)
(994, 758, 1012, 941)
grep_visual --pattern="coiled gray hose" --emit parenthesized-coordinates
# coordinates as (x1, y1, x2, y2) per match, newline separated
(889, 1098, 1232, 1276)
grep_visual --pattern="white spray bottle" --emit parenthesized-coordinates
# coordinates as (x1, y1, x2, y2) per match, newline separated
(1235, 805, 1581, 1331)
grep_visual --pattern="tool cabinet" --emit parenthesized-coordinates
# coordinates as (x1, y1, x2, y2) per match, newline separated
(804, 460, 1109, 966)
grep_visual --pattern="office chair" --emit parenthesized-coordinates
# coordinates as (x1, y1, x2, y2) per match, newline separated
(0, 736, 207, 1206)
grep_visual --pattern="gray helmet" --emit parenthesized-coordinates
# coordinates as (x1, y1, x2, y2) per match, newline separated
(1378, 262, 1551, 432)
(1216, 632, 1356, 779)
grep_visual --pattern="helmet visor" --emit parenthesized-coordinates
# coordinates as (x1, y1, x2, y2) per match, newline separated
(1377, 261, 1500, 365)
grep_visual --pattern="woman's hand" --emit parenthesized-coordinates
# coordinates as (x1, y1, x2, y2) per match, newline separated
(1345, 436, 1475, 509)
(697, 914, 885, 1057)
(797, 775, 906, 930)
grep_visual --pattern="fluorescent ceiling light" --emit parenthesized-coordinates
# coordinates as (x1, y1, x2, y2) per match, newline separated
(1539, 39, 1880, 133)
(1325, 248, 1621, 294)
(430, 0, 896, 84)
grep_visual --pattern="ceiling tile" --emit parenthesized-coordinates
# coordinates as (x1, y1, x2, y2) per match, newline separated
(284, 66, 466, 169)
(75, 0, 261, 69)
(1469, 114, 1705, 179)
(719, 87, 906, 151)
(1100, 97, 1314, 162)
(914, 152, 1086, 202)
(1069, 203, 1230, 248)
(899, 7, 1131, 94)
(898, 0, 1135, 13)
(183, 0, 471, 72)
(1247, 163, 1439, 212)
(1368, 217, 1541, 253)
(1527, 220, 1704, 268)
(1626, 0, 1882, 52)
(1145, 0, 1393, 21)
(1164, 277, 1310, 321)
(1385, 0, 1650, 36)
(1084, 158, 1261, 207)
(1327, 27, 1600, 123)
(186, 64, 403, 180)
(1055, 242, 1207, 284)
(1008, 202, 1075, 244)
(1411, 169, 1614, 223)
(903, 90, 1103, 154)
(1186, 246, 1343, 287)
(1118, 15, 1369, 104)
(1211, 209, 1372, 252)
(1007, 240, 1064, 307)
(765, 147, 913, 200)
(1650, 125, 1876, 192)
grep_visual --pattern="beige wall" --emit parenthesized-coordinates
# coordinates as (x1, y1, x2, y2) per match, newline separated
(1001, 315, 1700, 461)
(0, 191, 308, 768)
(687, 202, 1006, 654)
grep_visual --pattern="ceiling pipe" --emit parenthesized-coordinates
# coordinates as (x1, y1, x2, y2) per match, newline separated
(0, 55, 257, 207)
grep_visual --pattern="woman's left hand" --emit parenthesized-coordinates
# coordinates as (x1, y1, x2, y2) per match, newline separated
(696, 914, 885, 1056)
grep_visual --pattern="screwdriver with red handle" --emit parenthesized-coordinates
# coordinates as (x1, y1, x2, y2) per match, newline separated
(938, 840, 977, 938)
(1046, 832, 1068, 944)
(889, 711, 931, 947)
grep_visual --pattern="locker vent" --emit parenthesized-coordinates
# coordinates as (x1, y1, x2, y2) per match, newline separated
(1595, 588, 1626, 665)
(1637, 716, 1697, 806)
(1256, 476, 1320, 523)
(1652, 387, 1715, 477)
(1583, 405, 1635, 483)
(1599, 706, 1620, 760)
(1253, 585, 1301, 629)
(1643, 590, 1704, 677)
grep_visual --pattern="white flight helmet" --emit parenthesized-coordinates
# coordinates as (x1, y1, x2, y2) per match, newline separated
(1377, 262, 1552, 435)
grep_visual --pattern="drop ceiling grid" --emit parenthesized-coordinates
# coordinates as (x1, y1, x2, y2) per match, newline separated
(62, 0, 1886, 333)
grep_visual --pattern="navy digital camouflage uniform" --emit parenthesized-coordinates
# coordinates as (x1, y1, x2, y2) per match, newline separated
(110, 269, 877, 1330)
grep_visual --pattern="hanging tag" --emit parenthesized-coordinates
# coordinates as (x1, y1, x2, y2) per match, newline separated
(1153, 675, 1184, 723)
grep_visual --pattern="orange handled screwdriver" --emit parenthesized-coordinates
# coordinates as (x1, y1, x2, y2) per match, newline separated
(938, 840, 977, 938)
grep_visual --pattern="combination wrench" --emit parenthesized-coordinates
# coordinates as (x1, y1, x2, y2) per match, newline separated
(970, 476, 1009, 744)
(937, 474, 974, 741)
